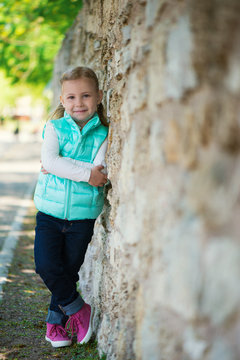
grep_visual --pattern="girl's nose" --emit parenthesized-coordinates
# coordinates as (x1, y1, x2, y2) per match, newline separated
(76, 97, 83, 106)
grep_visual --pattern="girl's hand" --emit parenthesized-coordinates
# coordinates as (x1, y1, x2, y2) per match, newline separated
(88, 165, 108, 187)
(40, 161, 49, 175)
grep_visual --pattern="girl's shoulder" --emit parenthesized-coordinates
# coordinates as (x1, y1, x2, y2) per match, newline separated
(42, 117, 71, 139)
(98, 121, 109, 132)
(95, 123, 109, 138)
(49, 116, 65, 125)
(49, 116, 70, 130)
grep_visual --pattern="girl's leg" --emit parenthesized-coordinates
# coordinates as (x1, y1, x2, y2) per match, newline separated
(61, 219, 95, 345)
(34, 212, 84, 323)
(61, 218, 95, 315)
(34, 212, 73, 347)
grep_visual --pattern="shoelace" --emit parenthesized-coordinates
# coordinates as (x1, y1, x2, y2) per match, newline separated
(65, 313, 85, 339)
(49, 324, 68, 339)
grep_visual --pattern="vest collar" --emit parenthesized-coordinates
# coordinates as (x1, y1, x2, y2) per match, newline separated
(64, 111, 101, 135)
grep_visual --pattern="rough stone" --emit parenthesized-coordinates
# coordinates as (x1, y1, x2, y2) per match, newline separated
(183, 327, 208, 360)
(165, 15, 197, 99)
(207, 339, 238, 360)
(200, 239, 240, 325)
(52, 0, 240, 359)
(121, 25, 131, 45)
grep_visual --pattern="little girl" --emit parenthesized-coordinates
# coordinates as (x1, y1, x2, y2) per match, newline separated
(34, 66, 108, 348)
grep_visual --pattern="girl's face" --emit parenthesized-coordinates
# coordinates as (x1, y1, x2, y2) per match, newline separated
(60, 77, 102, 125)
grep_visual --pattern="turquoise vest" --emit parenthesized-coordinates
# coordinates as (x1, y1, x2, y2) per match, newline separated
(34, 112, 108, 220)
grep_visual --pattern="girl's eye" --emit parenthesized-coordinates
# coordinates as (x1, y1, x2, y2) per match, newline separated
(83, 94, 90, 98)
(67, 96, 75, 100)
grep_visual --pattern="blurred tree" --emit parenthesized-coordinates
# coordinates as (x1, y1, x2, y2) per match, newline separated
(0, 0, 82, 86)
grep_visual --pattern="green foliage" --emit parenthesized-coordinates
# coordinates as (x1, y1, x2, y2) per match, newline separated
(0, 0, 82, 86)
(0, 70, 51, 113)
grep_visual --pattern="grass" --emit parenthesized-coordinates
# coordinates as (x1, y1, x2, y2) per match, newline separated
(0, 204, 104, 360)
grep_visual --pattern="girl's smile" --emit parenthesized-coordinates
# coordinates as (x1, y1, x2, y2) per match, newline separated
(60, 78, 103, 126)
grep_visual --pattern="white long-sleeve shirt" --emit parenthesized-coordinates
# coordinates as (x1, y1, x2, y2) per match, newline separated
(41, 121, 108, 182)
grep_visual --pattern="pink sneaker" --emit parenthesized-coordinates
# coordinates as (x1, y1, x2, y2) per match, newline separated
(66, 303, 93, 344)
(45, 323, 72, 348)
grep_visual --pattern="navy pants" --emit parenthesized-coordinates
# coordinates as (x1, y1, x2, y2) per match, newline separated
(34, 211, 95, 325)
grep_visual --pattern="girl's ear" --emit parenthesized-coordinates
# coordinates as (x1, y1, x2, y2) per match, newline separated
(98, 90, 103, 104)
(60, 95, 64, 106)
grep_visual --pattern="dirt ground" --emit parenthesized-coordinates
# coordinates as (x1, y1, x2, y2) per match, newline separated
(0, 204, 103, 360)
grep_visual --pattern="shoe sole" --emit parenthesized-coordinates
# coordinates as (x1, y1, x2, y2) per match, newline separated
(45, 336, 72, 348)
(78, 307, 93, 345)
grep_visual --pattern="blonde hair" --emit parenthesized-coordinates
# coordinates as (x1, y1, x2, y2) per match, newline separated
(50, 66, 109, 127)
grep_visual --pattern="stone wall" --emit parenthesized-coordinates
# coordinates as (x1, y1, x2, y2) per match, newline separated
(52, 1, 240, 359)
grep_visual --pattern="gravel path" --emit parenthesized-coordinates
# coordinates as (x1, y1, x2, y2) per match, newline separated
(0, 132, 41, 251)
(0, 131, 41, 300)
(0, 204, 101, 359)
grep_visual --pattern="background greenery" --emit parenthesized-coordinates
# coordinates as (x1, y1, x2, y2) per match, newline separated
(0, 0, 82, 112)
(0, 0, 82, 85)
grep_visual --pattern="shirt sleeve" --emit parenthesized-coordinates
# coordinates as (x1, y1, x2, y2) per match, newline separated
(41, 122, 93, 182)
(93, 136, 108, 174)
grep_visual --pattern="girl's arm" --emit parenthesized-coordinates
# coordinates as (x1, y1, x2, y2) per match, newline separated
(41, 122, 108, 182)
(93, 135, 108, 172)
